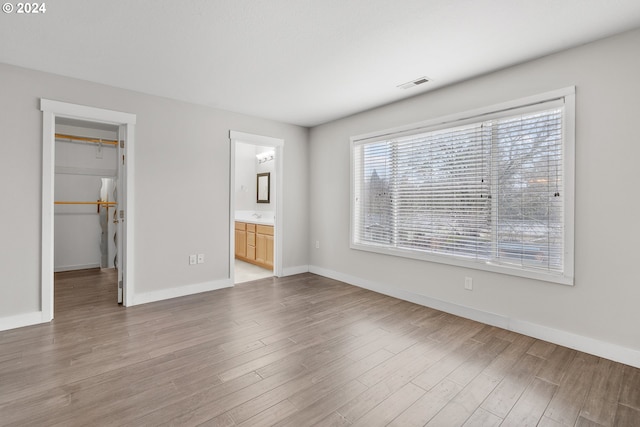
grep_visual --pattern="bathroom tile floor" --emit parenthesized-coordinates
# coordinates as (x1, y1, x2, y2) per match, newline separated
(234, 259, 273, 283)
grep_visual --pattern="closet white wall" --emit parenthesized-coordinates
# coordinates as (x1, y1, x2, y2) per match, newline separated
(54, 123, 118, 272)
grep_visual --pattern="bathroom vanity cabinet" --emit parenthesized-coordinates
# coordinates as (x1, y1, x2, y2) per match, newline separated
(235, 221, 274, 270)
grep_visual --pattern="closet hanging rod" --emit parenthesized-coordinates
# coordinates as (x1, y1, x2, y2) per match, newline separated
(55, 133, 118, 146)
(54, 201, 117, 205)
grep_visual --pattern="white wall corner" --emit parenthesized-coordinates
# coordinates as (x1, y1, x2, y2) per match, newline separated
(281, 265, 310, 276)
(0, 311, 48, 332)
(308, 265, 640, 369)
(131, 278, 233, 306)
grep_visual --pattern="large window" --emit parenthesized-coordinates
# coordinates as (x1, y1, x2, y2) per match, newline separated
(351, 88, 575, 284)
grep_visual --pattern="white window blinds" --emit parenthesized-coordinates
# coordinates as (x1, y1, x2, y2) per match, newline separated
(352, 92, 573, 283)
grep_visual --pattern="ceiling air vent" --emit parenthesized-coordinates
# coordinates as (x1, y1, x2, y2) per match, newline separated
(397, 77, 430, 90)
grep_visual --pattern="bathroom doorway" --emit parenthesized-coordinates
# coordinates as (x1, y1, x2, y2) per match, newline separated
(229, 131, 284, 284)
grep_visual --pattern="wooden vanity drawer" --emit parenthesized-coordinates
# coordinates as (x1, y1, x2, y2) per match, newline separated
(256, 225, 273, 236)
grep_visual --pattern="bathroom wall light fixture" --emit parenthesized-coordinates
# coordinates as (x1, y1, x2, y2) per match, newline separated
(256, 151, 275, 164)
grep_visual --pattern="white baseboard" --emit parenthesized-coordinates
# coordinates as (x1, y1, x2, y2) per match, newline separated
(309, 265, 640, 369)
(281, 265, 309, 276)
(132, 278, 233, 306)
(0, 311, 48, 332)
(509, 319, 640, 369)
(54, 263, 101, 272)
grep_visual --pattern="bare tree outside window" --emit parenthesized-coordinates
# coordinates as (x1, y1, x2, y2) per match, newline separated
(354, 107, 564, 275)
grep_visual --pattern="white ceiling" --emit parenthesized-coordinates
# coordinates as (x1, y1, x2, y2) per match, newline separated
(2, 0, 640, 127)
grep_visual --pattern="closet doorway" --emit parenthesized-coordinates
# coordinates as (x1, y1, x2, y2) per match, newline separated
(229, 131, 284, 284)
(54, 119, 119, 312)
(41, 100, 136, 321)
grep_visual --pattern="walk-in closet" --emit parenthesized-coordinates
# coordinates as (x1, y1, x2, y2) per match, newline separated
(54, 118, 120, 312)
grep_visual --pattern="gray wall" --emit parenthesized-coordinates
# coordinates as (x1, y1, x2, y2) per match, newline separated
(3, 26, 639, 364)
(0, 63, 309, 320)
(309, 28, 640, 356)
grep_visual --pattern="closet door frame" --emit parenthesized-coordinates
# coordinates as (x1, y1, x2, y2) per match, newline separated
(40, 99, 137, 320)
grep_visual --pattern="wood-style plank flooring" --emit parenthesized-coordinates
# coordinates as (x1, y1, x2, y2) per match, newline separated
(1, 269, 639, 426)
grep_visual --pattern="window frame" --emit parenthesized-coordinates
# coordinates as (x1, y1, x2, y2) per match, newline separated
(350, 87, 575, 285)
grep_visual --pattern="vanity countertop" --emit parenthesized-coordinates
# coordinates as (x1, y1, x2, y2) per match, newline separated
(235, 211, 274, 226)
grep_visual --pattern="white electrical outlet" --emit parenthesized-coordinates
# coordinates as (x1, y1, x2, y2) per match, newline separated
(464, 277, 473, 290)
(197, 253, 205, 264)
(189, 254, 197, 265)
(315, 240, 320, 249)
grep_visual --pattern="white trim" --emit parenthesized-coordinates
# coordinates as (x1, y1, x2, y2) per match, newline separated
(40, 99, 137, 321)
(40, 99, 136, 125)
(508, 319, 640, 369)
(229, 131, 282, 147)
(308, 265, 640, 369)
(309, 265, 509, 329)
(0, 311, 47, 332)
(282, 265, 310, 276)
(349, 245, 573, 286)
(352, 87, 575, 143)
(133, 279, 233, 306)
(41, 110, 55, 321)
(229, 135, 237, 285)
(350, 87, 576, 286)
(275, 145, 283, 277)
(124, 124, 136, 307)
(563, 91, 576, 285)
(229, 131, 285, 281)
(54, 263, 101, 272)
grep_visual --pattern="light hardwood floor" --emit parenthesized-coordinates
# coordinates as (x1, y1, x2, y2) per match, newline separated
(0, 269, 639, 426)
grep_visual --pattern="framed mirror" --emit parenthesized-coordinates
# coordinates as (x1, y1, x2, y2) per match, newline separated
(257, 172, 270, 203)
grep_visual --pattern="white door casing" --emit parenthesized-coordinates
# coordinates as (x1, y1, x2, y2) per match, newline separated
(40, 99, 136, 320)
(116, 125, 127, 304)
(229, 131, 284, 282)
